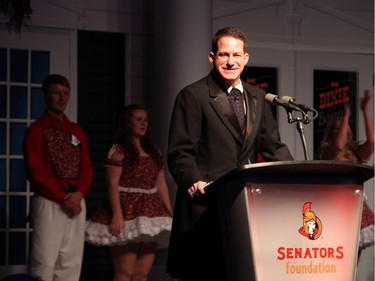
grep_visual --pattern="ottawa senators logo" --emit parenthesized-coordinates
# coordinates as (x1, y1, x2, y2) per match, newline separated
(298, 202, 323, 240)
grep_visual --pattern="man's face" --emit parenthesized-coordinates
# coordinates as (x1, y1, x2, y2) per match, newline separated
(44, 83, 70, 115)
(208, 36, 249, 86)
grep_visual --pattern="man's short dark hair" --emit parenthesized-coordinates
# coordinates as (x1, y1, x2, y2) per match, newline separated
(42, 74, 70, 94)
(211, 26, 248, 53)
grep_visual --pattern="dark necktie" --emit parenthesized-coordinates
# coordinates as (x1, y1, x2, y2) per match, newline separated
(229, 88, 245, 130)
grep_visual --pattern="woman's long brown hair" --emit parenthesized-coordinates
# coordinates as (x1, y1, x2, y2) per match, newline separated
(114, 104, 163, 169)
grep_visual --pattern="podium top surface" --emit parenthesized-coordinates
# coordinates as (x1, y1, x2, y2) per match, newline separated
(214, 160, 374, 185)
(195, 160, 374, 205)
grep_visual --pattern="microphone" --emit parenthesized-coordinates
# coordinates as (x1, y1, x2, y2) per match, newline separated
(280, 96, 315, 112)
(265, 93, 302, 112)
(190, 181, 213, 197)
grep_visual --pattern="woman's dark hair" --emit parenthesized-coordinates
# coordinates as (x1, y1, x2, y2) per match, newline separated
(114, 104, 163, 169)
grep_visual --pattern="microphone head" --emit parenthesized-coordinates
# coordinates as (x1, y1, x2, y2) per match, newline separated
(265, 93, 277, 104)
(280, 96, 294, 103)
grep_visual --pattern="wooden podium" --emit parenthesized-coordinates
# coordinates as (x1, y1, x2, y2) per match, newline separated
(202, 160, 374, 281)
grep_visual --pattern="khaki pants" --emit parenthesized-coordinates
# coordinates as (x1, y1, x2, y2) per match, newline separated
(29, 195, 86, 281)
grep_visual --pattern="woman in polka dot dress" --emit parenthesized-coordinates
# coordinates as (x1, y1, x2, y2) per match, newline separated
(86, 104, 173, 281)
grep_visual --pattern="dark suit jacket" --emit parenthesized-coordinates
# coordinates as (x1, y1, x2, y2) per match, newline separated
(166, 70, 293, 280)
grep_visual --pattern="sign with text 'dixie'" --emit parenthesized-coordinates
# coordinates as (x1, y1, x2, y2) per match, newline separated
(313, 69, 357, 159)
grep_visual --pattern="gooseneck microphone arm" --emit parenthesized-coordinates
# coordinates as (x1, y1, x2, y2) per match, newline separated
(280, 96, 319, 124)
(265, 93, 306, 124)
(280, 95, 314, 112)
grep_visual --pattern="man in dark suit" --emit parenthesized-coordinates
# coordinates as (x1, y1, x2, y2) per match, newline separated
(166, 27, 293, 281)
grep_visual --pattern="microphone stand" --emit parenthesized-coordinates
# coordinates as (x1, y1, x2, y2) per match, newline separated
(286, 109, 317, 161)
(296, 120, 310, 160)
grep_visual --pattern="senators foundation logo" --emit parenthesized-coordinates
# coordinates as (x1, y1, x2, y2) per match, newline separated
(298, 202, 323, 240)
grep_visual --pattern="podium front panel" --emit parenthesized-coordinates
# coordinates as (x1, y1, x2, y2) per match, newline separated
(245, 182, 363, 281)
(211, 161, 373, 281)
